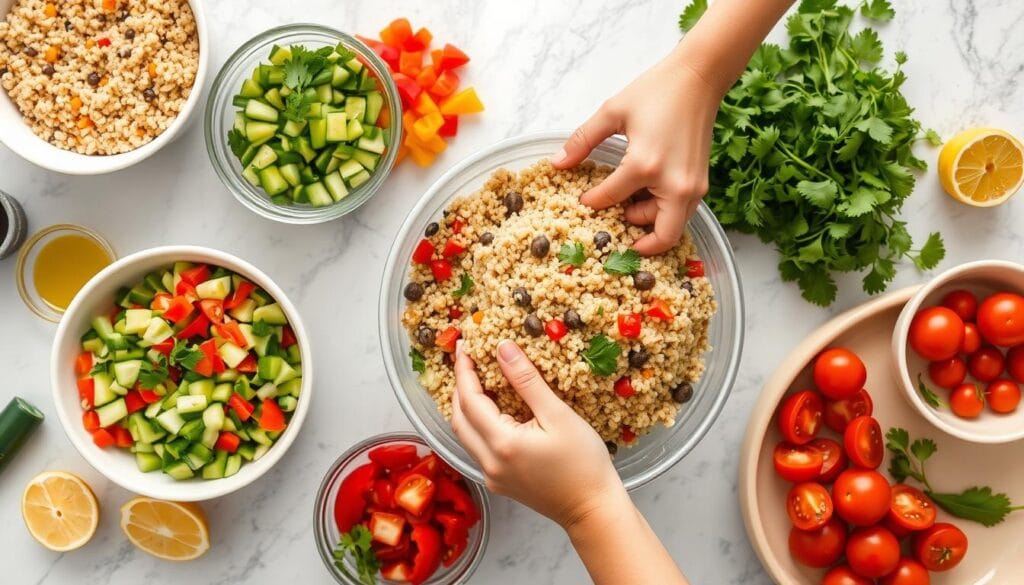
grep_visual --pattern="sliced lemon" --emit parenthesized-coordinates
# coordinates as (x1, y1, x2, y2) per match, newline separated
(120, 497, 210, 561)
(938, 127, 1024, 207)
(21, 471, 100, 552)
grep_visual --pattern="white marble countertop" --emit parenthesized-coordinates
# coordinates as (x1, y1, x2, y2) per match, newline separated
(2, 0, 1022, 583)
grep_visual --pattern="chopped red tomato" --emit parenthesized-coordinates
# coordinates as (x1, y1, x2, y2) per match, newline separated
(124, 390, 146, 414)
(437, 43, 469, 71)
(646, 299, 674, 321)
(224, 281, 255, 310)
(395, 473, 436, 516)
(450, 217, 465, 234)
(175, 279, 198, 299)
(77, 377, 95, 408)
(198, 299, 225, 324)
(408, 524, 443, 585)
(435, 477, 479, 524)
(435, 510, 470, 566)
(178, 264, 210, 285)
(197, 338, 224, 376)
(215, 431, 241, 453)
(412, 239, 435, 264)
(441, 239, 466, 257)
(175, 313, 210, 340)
(380, 562, 413, 582)
(448, 306, 462, 319)
(393, 72, 422, 107)
(375, 534, 411, 563)
(259, 399, 287, 432)
(150, 292, 172, 312)
(139, 389, 161, 403)
(430, 259, 453, 282)
(435, 326, 461, 352)
(162, 296, 194, 323)
(335, 462, 380, 532)
(545, 319, 568, 342)
(617, 313, 643, 338)
(82, 410, 100, 432)
(97, 36, 111, 48)
(92, 428, 115, 448)
(227, 393, 255, 422)
(621, 426, 636, 443)
(112, 425, 133, 448)
(215, 320, 248, 347)
(372, 479, 397, 508)
(74, 351, 93, 376)
(150, 339, 174, 356)
(370, 511, 407, 546)
(614, 377, 636, 398)
(281, 325, 297, 348)
(236, 354, 257, 374)
(685, 259, 705, 278)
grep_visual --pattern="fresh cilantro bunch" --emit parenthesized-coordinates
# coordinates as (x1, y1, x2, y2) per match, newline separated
(680, 0, 944, 305)
(334, 525, 380, 585)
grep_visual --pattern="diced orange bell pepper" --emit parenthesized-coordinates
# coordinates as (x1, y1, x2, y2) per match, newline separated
(407, 144, 436, 167)
(398, 50, 423, 77)
(415, 67, 438, 91)
(422, 133, 447, 155)
(402, 110, 419, 134)
(406, 27, 433, 52)
(430, 70, 460, 98)
(440, 87, 484, 116)
(412, 92, 438, 117)
(431, 49, 444, 69)
(379, 26, 399, 48)
(395, 144, 410, 165)
(389, 18, 413, 45)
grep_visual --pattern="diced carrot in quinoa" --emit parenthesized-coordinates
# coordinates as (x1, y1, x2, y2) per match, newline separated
(472, 311, 484, 325)
(148, 62, 157, 77)
(44, 45, 59, 63)
(70, 96, 82, 112)
(102, 0, 116, 11)
(77, 116, 94, 129)
(43, 3, 57, 17)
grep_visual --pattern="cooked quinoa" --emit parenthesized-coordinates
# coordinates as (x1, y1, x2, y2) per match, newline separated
(402, 160, 716, 445)
(0, 0, 199, 155)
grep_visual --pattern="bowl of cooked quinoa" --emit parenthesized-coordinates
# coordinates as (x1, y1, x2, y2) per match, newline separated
(381, 131, 744, 490)
(0, 0, 207, 174)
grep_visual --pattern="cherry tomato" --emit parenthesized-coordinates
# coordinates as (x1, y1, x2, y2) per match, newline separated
(809, 438, 847, 483)
(822, 565, 873, 585)
(786, 482, 833, 531)
(967, 346, 1005, 382)
(832, 468, 892, 526)
(880, 558, 931, 585)
(941, 289, 978, 321)
(986, 378, 1021, 413)
(844, 415, 884, 469)
(772, 443, 823, 483)
(777, 390, 823, 445)
(961, 322, 982, 354)
(913, 522, 968, 572)
(813, 348, 867, 400)
(909, 307, 965, 361)
(977, 292, 1024, 347)
(788, 517, 846, 568)
(949, 382, 985, 419)
(888, 483, 937, 532)
(928, 357, 967, 389)
(823, 389, 874, 433)
(884, 514, 913, 539)
(1007, 345, 1024, 382)
(846, 525, 901, 579)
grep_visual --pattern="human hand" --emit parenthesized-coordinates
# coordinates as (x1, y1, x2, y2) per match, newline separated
(552, 48, 724, 255)
(451, 340, 627, 529)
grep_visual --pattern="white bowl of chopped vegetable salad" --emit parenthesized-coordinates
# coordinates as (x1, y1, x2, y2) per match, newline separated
(50, 245, 312, 501)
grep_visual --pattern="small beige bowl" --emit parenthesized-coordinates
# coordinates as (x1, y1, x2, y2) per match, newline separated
(891, 260, 1024, 444)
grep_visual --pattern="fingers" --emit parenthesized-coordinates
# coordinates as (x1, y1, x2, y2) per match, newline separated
(579, 165, 646, 210)
(624, 198, 659, 226)
(450, 382, 492, 468)
(453, 342, 504, 441)
(496, 340, 570, 426)
(632, 199, 689, 256)
(552, 107, 620, 169)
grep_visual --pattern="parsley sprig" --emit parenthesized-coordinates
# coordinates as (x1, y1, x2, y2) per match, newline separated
(603, 249, 641, 276)
(138, 357, 170, 390)
(170, 339, 204, 371)
(280, 45, 338, 122)
(452, 273, 474, 298)
(886, 427, 1023, 526)
(409, 348, 426, 374)
(557, 242, 586, 267)
(679, 0, 944, 305)
(333, 525, 380, 585)
(582, 335, 621, 376)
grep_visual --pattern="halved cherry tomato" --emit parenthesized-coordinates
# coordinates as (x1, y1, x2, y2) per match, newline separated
(74, 351, 93, 376)
(880, 558, 930, 585)
(124, 390, 146, 414)
(545, 319, 568, 342)
(844, 415, 883, 469)
(814, 348, 867, 400)
(684, 259, 704, 278)
(334, 462, 379, 533)
(435, 326, 460, 352)
(833, 469, 891, 526)
(441, 239, 466, 257)
(258, 399, 287, 432)
(961, 322, 982, 354)
(82, 410, 100, 432)
(236, 354, 257, 374)
(847, 525, 901, 578)
(175, 313, 210, 340)
(823, 388, 873, 433)
(788, 517, 846, 568)
(617, 313, 642, 339)
(369, 444, 420, 470)
(215, 431, 240, 453)
(772, 442, 823, 483)
(942, 289, 978, 321)
(430, 259, 453, 282)
(909, 307, 964, 361)
(810, 438, 847, 483)
(977, 292, 1024, 347)
(929, 356, 967, 389)
(162, 295, 194, 323)
(1007, 344, 1024, 382)
(913, 522, 968, 572)
(786, 482, 832, 531)
(178, 264, 210, 286)
(645, 299, 674, 321)
(950, 382, 985, 418)
(412, 239, 435, 264)
(224, 281, 255, 310)
(395, 473, 436, 516)
(888, 483, 937, 532)
(613, 377, 635, 398)
(198, 299, 225, 324)
(968, 346, 1004, 382)
(986, 378, 1021, 413)
(822, 565, 873, 585)
(77, 377, 95, 408)
(92, 428, 115, 448)
(777, 390, 823, 445)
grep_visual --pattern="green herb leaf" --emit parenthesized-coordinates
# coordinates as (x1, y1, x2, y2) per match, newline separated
(335, 525, 380, 585)
(89, 361, 109, 376)
(861, 0, 895, 21)
(917, 374, 944, 408)
(251, 320, 273, 337)
(849, 28, 883, 63)
(912, 232, 945, 270)
(409, 348, 426, 374)
(138, 358, 169, 390)
(678, 0, 708, 32)
(796, 180, 838, 209)
(582, 335, 621, 377)
(452, 273, 474, 298)
(603, 249, 641, 276)
(170, 340, 204, 371)
(927, 487, 1017, 527)
(911, 438, 938, 463)
(283, 91, 312, 123)
(558, 242, 586, 267)
(227, 128, 249, 158)
(924, 129, 943, 146)
(886, 427, 910, 452)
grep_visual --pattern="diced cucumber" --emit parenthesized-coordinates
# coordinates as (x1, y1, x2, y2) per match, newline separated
(281, 119, 307, 139)
(357, 131, 386, 155)
(316, 83, 333, 104)
(365, 91, 384, 125)
(345, 57, 364, 74)
(339, 159, 363, 179)
(351, 149, 380, 171)
(188, 379, 215, 400)
(305, 181, 332, 207)
(202, 404, 225, 433)
(138, 418, 166, 443)
(82, 337, 105, 354)
(164, 460, 194, 480)
(234, 377, 256, 400)
(185, 443, 214, 471)
(253, 443, 271, 461)
(331, 64, 351, 88)
(230, 299, 257, 323)
(256, 383, 279, 400)
(313, 148, 334, 174)
(224, 453, 242, 477)
(237, 443, 256, 461)
(112, 348, 144, 361)
(239, 78, 264, 98)
(232, 94, 251, 109)
(143, 400, 162, 420)
(251, 144, 278, 170)
(249, 427, 273, 447)
(348, 169, 371, 189)
(93, 372, 117, 406)
(136, 452, 163, 473)
(323, 171, 349, 202)
(252, 303, 288, 325)
(309, 117, 327, 149)
(124, 309, 152, 335)
(325, 156, 342, 174)
(109, 381, 128, 396)
(346, 118, 364, 141)
(279, 377, 302, 397)
(145, 272, 168, 293)
(96, 398, 128, 427)
(246, 121, 278, 145)
(274, 361, 298, 386)
(278, 395, 298, 412)
(179, 418, 206, 442)
(264, 87, 285, 110)
(196, 276, 232, 300)
(257, 355, 283, 381)
(233, 112, 248, 134)
(268, 44, 292, 66)
(259, 166, 289, 196)
(113, 360, 143, 388)
(156, 408, 186, 435)
(202, 449, 228, 479)
(345, 96, 366, 121)
(279, 163, 302, 187)
(201, 425, 219, 449)
(332, 144, 355, 160)
(245, 100, 279, 123)
(177, 394, 208, 415)
(141, 317, 173, 345)
(242, 164, 261, 187)
(325, 112, 348, 142)
(218, 342, 249, 368)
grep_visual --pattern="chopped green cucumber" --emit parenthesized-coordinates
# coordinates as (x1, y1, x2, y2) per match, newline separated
(96, 398, 128, 427)
(252, 303, 288, 325)
(136, 452, 163, 473)
(245, 100, 279, 123)
(196, 276, 232, 300)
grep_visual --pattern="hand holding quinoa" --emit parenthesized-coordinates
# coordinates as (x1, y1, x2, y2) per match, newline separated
(0, 0, 199, 155)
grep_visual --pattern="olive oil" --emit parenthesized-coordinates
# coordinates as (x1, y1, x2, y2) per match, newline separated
(32, 234, 112, 310)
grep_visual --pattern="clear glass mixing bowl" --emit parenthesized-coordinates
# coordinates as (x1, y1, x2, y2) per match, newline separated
(380, 132, 744, 490)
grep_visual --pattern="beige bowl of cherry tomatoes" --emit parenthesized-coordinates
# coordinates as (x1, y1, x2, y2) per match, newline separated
(893, 260, 1024, 444)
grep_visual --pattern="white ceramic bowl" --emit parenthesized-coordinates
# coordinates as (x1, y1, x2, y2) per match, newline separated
(892, 260, 1024, 444)
(0, 0, 208, 174)
(51, 246, 313, 501)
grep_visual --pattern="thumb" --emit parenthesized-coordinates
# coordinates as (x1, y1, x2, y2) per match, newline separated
(552, 107, 619, 169)
(496, 340, 569, 423)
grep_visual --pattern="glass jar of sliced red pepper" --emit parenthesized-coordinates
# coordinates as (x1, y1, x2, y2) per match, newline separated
(314, 432, 490, 585)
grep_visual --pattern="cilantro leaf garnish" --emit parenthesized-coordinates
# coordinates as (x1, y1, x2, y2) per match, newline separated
(89, 361, 109, 376)
(557, 242, 586, 267)
(335, 525, 380, 585)
(409, 348, 426, 374)
(138, 357, 170, 390)
(227, 128, 249, 158)
(916, 374, 944, 408)
(170, 340, 204, 371)
(677, 0, 707, 32)
(251, 320, 273, 337)
(582, 335, 620, 377)
(452, 273, 474, 298)
(603, 249, 641, 276)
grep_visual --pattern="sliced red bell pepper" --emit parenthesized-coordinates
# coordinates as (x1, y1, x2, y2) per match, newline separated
(404, 27, 432, 51)
(124, 390, 146, 414)
(92, 428, 115, 448)
(392, 72, 422, 108)
(150, 339, 174, 356)
(438, 115, 458, 137)
(645, 299, 674, 322)
(236, 353, 257, 374)
(150, 292, 172, 312)
(281, 325, 297, 348)
(435, 477, 480, 524)
(394, 473, 436, 516)
(614, 377, 636, 398)
(437, 43, 470, 71)
(408, 524, 442, 585)
(430, 69, 460, 98)
(74, 351, 93, 376)
(545, 319, 568, 342)
(435, 326, 460, 353)
(258, 398, 287, 432)
(685, 259, 705, 278)
(82, 410, 100, 433)
(215, 320, 248, 348)
(112, 425, 133, 448)
(198, 299, 225, 324)
(77, 377, 95, 408)
(441, 239, 466, 257)
(227, 393, 255, 422)
(162, 295, 195, 323)
(617, 313, 643, 339)
(215, 431, 241, 453)
(179, 264, 210, 286)
(399, 50, 423, 77)
(412, 239, 435, 264)
(334, 461, 380, 532)
(175, 313, 210, 340)
(139, 389, 161, 403)
(224, 281, 255, 310)
(369, 443, 420, 470)
(429, 259, 453, 282)
(200, 338, 226, 374)
(175, 279, 198, 298)
(369, 511, 407, 546)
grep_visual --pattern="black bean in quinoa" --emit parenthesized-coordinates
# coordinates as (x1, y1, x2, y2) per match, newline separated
(633, 271, 656, 291)
(404, 282, 425, 302)
(530, 234, 550, 258)
(672, 383, 694, 404)
(563, 309, 584, 330)
(594, 230, 612, 250)
(479, 232, 494, 245)
(523, 314, 543, 337)
(511, 287, 532, 308)
(416, 325, 435, 347)
(628, 348, 650, 369)
(503, 191, 524, 216)
(425, 222, 440, 237)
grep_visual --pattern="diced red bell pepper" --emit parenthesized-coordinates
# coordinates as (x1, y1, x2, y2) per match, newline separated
(369, 443, 420, 470)
(215, 320, 248, 348)
(415, 66, 438, 90)
(450, 217, 465, 234)
(438, 115, 458, 137)
(448, 306, 462, 320)
(175, 279, 199, 300)
(228, 393, 255, 422)
(193, 357, 213, 377)
(175, 313, 210, 340)
(388, 18, 413, 46)
(441, 239, 466, 258)
(430, 48, 443, 69)
(112, 425, 133, 448)
(380, 561, 413, 582)
(215, 431, 241, 453)
(399, 50, 423, 77)
(437, 43, 470, 71)
(408, 524, 443, 585)
(124, 390, 147, 414)
(334, 461, 380, 532)
(621, 425, 636, 443)
(645, 299, 674, 322)
(139, 389, 161, 403)
(685, 259, 705, 278)
(82, 410, 100, 432)
(404, 27, 433, 51)
(392, 72, 422, 108)
(97, 36, 111, 48)
(75, 351, 93, 376)
(224, 281, 255, 310)
(236, 353, 257, 374)
(369, 511, 407, 546)
(162, 296, 194, 323)
(378, 26, 398, 48)
(150, 292, 172, 312)
(92, 428, 115, 448)
(430, 69, 460, 98)
(435, 326, 460, 353)
(439, 87, 484, 116)
(435, 477, 480, 524)
(359, 34, 400, 69)
(178, 264, 210, 286)
(436, 510, 470, 567)
(281, 325, 297, 348)
(198, 338, 219, 363)
(430, 259, 454, 282)
(77, 377, 95, 408)
(614, 377, 636, 398)
(617, 313, 643, 339)
(150, 339, 174, 356)
(372, 478, 397, 508)
(198, 299, 225, 324)
(395, 473, 436, 516)
(545, 319, 568, 342)
(258, 398, 287, 432)
(412, 239, 435, 264)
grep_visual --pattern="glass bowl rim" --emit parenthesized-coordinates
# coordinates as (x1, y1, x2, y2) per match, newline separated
(204, 23, 402, 225)
(378, 130, 746, 491)
(312, 431, 491, 584)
